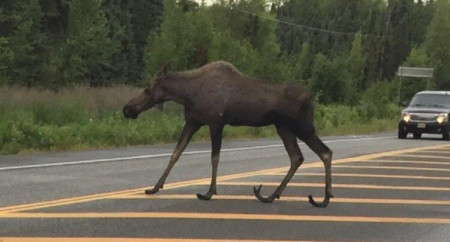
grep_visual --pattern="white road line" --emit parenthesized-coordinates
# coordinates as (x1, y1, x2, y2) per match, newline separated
(0, 136, 392, 171)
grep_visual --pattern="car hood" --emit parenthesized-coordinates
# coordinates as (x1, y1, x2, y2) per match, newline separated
(402, 107, 450, 114)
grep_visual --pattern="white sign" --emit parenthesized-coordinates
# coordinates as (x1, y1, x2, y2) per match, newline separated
(398, 67, 433, 78)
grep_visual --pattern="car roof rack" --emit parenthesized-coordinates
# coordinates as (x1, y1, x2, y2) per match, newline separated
(417, 90, 450, 95)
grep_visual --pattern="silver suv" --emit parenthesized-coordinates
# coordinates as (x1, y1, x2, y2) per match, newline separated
(398, 91, 450, 140)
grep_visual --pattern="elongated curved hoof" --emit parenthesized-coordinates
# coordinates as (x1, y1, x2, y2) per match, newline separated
(308, 193, 334, 208)
(145, 187, 159, 195)
(253, 185, 277, 203)
(196, 193, 213, 200)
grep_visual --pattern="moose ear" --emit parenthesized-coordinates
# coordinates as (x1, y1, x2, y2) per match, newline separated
(156, 103, 164, 112)
(157, 63, 171, 77)
(162, 64, 170, 75)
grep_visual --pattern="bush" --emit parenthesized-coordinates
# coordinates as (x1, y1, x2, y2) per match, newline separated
(0, 85, 400, 155)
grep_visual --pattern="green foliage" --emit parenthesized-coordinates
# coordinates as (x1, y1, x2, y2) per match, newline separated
(143, 0, 214, 78)
(309, 53, 350, 104)
(62, 0, 117, 86)
(0, 85, 400, 155)
(357, 80, 399, 121)
(347, 33, 366, 91)
(396, 47, 433, 103)
(425, 0, 450, 89)
(0, 0, 442, 93)
(208, 31, 259, 75)
(1, 0, 445, 155)
(1, 0, 45, 86)
(294, 42, 313, 82)
(0, 37, 13, 83)
(101, 0, 139, 84)
(276, 0, 434, 84)
(205, 0, 289, 82)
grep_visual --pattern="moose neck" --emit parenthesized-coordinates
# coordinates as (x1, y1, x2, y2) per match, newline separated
(161, 72, 198, 107)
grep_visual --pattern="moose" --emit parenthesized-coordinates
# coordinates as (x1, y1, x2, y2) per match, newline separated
(123, 61, 333, 207)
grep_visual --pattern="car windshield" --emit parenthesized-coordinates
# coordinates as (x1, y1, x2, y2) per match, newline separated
(410, 94, 450, 108)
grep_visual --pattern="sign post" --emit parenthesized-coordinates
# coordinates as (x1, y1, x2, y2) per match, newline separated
(397, 67, 433, 105)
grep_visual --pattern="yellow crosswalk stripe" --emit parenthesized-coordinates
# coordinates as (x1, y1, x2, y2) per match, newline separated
(334, 165, 450, 172)
(2, 212, 450, 224)
(265, 172, 450, 181)
(211, 182, 450, 191)
(111, 194, 450, 205)
(391, 154, 450, 159)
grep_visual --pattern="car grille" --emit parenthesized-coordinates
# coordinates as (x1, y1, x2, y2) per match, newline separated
(410, 113, 438, 122)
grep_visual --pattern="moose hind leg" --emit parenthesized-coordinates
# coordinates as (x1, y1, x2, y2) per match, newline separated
(145, 122, 200, 195)
(303, 134, 333, 208)
(254, 126, 304, 203)
(197, 124, 224, 201)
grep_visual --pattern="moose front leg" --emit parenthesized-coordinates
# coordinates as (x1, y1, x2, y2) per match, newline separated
(197, 124, 224, 200)
(254, 126, 304, 203)
(145, 121, 201, 195)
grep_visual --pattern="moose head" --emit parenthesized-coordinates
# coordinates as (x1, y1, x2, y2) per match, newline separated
(122, 67, 169, 119)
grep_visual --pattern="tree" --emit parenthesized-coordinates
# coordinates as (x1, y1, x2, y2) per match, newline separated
(425, 0, 450, 89)
(129, 0, 163, 80)
(206, 0, 285, 81)
(309, 53, 349, 104)
(62, 0, 117, 86)
(102, 0, 138, 84)
(208, 31, 259, 75)
(347, 33, 366, 91)
(178, 0, 199, 12)
(1, 0, 45, 86)
(379, 0, 415, 80)
(0, 37, 13, 83)
(397, 47, 432, 102)
(143, 0, 214, 79)
(294, 42, 313, 81)
(378, 0, 434, 81)
(0, 8, 13, 83)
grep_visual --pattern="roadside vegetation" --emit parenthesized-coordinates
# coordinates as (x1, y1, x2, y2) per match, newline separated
(1, 0, 449, 154)
(0, 85, 400, 154)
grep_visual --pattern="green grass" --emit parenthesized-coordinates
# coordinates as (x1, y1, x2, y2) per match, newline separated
(0, 85, 400, 155)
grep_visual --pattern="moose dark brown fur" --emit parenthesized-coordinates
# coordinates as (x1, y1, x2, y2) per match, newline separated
(123, 61, 333, 207)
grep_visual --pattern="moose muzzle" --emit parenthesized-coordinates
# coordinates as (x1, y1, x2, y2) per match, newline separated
(122, 105, 139, 119)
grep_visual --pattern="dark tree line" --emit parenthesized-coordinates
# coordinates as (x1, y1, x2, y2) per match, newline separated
(1, 0, 449, 104)
(275, 0, 435, 87)
(0, 0, 163, 87)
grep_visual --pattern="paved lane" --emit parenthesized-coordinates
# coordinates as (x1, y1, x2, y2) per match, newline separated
(0, 133, 449, 241)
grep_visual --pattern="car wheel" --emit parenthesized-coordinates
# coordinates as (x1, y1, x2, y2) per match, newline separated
(398, 130, 407, 139)
(413, 133, 422, 139)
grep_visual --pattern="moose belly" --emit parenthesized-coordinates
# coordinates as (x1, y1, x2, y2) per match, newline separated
(226, 111, 276, 127)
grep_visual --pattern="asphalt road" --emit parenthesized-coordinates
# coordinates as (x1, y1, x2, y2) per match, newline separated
(0, 132, 449, 241)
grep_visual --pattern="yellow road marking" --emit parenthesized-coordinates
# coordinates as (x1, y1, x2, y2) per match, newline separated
(422, 148, 450, 152)
(265, 172, 450, 181)
(1, 143, 449, 214)
(2, 212, 450, 224)
(212, 182, 450, 191)
(412, 150, 450, 155)
(0, 167, 286, 214)
(391, 154, 450, 159)
(361, 159, 450, 166)
(112, 194, 450, 205)
(334, 165, 450, 172)
(313, 144, 450, 167)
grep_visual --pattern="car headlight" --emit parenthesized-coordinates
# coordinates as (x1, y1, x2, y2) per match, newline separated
(436, 113, 448, 124)
(400, 112, 411, 122)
